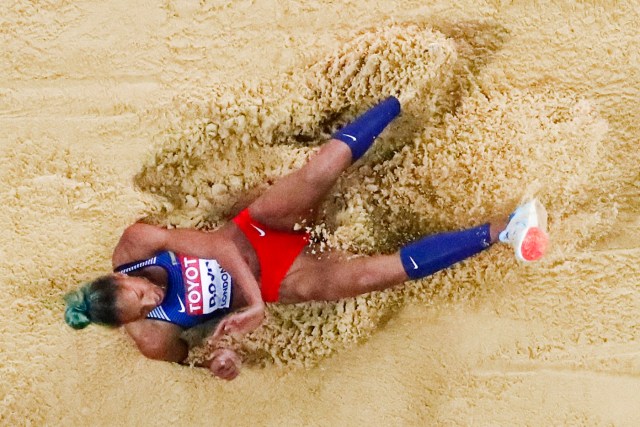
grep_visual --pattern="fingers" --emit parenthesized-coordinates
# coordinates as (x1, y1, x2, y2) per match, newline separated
(209, 320, 227, 343)
(217, 363, 239, 381)
(210, 315, 237, 343)
(208, 309, 264, 345)
(209, 355, 240, 380)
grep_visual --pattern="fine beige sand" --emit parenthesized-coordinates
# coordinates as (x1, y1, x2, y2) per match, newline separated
(2, 0, 639, 425)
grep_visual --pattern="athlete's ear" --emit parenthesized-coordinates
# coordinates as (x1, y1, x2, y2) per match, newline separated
(113, 272, 127, 280)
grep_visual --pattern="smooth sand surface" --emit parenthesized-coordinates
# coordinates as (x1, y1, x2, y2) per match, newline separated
(2, 1, 639, 425)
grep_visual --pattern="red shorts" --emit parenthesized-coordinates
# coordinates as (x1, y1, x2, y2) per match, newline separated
(232, 209, 310, 302)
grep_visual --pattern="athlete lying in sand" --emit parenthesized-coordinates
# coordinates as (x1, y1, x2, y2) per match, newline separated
(64, 96, 549, 380)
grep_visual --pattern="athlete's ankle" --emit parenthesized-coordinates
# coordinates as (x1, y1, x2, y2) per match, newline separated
(488, 217, 509, 243)
(333, 96, 401, 162)
(399, 224, 492, 280)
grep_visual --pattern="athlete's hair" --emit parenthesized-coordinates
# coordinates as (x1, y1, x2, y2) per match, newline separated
(64, 275, 121, 329)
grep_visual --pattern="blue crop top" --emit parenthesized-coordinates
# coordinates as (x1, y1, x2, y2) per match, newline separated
(115, 251, 233, 328)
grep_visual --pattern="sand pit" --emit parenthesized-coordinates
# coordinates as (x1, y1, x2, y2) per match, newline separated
(2, 1, 639, 425)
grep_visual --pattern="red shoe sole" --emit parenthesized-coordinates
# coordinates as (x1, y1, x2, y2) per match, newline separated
(521, 227, 549, 261)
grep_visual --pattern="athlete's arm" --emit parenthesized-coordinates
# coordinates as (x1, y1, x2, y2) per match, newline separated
(124, 319, 188, 363)
(112, 222, 223, 268)
(126, 318, 244, 379)
(210, 247, 265, 340)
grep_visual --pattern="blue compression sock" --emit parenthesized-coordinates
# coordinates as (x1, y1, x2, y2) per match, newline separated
(399, 224, 492, 280)
(332, 96, 401, 162)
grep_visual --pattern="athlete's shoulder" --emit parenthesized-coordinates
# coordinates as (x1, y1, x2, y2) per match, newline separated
(112, 223, 170, 268)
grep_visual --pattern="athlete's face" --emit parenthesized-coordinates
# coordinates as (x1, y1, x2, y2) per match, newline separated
(114, 273, 165, 324)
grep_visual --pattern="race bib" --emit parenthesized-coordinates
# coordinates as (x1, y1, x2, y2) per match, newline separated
(178, 254, 232, 315)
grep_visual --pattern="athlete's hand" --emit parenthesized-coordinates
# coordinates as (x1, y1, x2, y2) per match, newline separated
(209, 348, 242, 381)
(210, 303, 266, 342)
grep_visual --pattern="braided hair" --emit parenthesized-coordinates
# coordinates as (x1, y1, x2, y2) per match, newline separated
(64, 275, 121, 329)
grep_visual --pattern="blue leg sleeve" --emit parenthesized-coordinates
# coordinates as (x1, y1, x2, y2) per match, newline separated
(399, 224, 492, 280)
(332, 96, 401, 162)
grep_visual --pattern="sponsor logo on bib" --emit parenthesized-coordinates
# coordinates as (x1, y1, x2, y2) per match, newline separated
(179, 255, 231, 315)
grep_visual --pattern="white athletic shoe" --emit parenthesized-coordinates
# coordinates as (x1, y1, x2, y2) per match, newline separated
(499, 199, 549, 262)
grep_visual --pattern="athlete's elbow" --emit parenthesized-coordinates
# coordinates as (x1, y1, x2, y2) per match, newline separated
(137, 339, 167, 361)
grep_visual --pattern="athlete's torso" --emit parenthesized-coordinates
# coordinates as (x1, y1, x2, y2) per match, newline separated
(115, 251, 233, 329)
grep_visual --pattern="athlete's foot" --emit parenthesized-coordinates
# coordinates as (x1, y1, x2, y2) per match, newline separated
(499, 199, 549, 262)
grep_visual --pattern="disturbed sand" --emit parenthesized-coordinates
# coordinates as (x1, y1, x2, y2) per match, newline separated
(1, 0, 639, 425)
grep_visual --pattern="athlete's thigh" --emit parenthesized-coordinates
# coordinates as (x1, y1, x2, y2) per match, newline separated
(278, 249, 353, 303)
(248, 140, 351, 231)
(280, 246, 407, 303)
(247, 168, 311, 229)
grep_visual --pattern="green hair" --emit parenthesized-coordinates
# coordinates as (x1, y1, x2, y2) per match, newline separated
(64, 275, 121, 329)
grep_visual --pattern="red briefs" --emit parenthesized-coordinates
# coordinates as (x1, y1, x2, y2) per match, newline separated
(232, 209, 310, 302)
